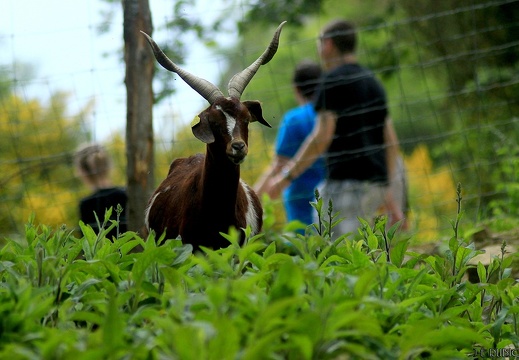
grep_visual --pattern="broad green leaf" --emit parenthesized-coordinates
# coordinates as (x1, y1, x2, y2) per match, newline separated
(419, 326, 486, 348)
(263, 241, 276, 259)
(70, 278, 103, 300)
(353, 269, 377, 298)
(141, 281, 160, 297)
(171, 244, 193, 266)
(246, 252, 265, 270)
(389, 238, 407, 267)
(319, 254, 346, 269)
(387, 220, 402, 240)
(68, 311, 104, 326)
(269, 261, 303, 302)
(219, 227, 240, 248)
(264, 253, 294, 268)
(208, 319, 240, 360)
(118, 238, 144, 256)
(448, 236, 459, 257)
(160, 266, 184, 288)
(242, 328, 286, 360)
(255, 297, 303, 334)
(102, 292, 125, 352)
(367, 233, 378, 251)
(501, 255, 514, 270)
(81, 236, 93, 261)
(131, 247, 162, 286)
(283, 220, 306, 233)
(398, 291, 445, 311)
(439, 304, 470, 320)
(476, 262, 487, 283)
(238, 242, 266, 266)
(170, 323, 210, 360)
(288, 334, 313, 360)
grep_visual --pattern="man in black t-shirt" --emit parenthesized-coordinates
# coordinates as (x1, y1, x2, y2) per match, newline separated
(266, 19, 406, 235)
(314, 61, 388, 182)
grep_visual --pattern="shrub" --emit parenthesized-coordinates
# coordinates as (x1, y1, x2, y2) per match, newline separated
(0, 191, 517, 359)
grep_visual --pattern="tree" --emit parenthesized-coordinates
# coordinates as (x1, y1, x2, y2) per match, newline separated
(122, 0, 155, 233)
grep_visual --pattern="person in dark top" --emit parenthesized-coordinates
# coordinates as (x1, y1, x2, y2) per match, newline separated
(74, 143, 127, 238)
(315, 62, 388, 182)
(265, 19, 406, 235)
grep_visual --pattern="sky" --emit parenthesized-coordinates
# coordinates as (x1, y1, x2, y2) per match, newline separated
(0, 0, 234, 142)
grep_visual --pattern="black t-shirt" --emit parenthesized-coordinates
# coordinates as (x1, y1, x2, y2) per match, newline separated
(314, 63, 388, 183)
(79, 187, 128, 237)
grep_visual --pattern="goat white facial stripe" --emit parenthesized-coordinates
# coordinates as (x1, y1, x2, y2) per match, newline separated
(216, 105, 236, 139)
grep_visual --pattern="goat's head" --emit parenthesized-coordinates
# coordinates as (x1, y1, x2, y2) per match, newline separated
(141, 22, 286, 164)
(193, 97, 270, 164)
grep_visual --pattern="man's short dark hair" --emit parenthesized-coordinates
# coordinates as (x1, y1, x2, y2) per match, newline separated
(321, 19, 357, 54)
(292, 60, 322, 99)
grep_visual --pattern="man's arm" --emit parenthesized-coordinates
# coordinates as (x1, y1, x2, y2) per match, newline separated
(384, 117, 400, 183)
(383, 117, 407, 228)
(264, 110, 336, 199)
(254, 155, 290, 198)
(289, 110, 336, 178)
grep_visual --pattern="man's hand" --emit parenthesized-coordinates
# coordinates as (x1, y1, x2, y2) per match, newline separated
(264, 173, 290, 199)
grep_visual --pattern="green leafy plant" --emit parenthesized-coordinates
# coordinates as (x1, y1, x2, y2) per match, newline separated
(0, 190, 517, 359)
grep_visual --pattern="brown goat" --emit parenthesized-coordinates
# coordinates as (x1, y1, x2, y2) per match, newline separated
(142, 22, 286, 251)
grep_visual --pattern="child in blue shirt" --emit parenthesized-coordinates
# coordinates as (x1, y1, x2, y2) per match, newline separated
(255, 60, 325, 226)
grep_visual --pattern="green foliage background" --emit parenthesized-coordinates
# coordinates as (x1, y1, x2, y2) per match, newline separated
(0, 90, 92, 237)
(0, 199, 518, 358)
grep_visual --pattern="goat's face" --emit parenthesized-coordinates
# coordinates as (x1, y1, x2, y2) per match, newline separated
(192, 97, 271, 165)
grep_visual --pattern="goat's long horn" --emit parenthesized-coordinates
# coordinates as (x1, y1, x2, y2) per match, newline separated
(141, 31, 225, 104)
(227, 21, 286, 99)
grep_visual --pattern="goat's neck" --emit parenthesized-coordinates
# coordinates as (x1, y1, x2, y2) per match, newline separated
(201, 145, 240, 203)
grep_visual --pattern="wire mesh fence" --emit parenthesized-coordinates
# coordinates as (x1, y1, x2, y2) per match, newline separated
(1, 0, 518, 241)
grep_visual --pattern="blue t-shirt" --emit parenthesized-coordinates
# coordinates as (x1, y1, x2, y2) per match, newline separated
(275, 103, 326, 224)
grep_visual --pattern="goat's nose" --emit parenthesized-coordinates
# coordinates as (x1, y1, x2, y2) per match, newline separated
(232, 142, 245, 151)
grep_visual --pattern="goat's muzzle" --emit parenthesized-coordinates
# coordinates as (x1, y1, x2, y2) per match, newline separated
(227, 140, 248, 164)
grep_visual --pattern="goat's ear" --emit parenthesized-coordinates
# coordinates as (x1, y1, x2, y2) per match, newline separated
(243, 100, 271, 128)
(192, 115, 215, 144)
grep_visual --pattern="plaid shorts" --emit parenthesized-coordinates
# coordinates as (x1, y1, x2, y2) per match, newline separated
(317, 179, 387, 237)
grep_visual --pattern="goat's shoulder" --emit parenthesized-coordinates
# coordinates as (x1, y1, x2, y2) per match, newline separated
(167, 153, 205, 175)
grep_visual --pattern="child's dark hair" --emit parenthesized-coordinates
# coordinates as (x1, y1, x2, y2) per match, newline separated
(292, 60, 322, 99)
